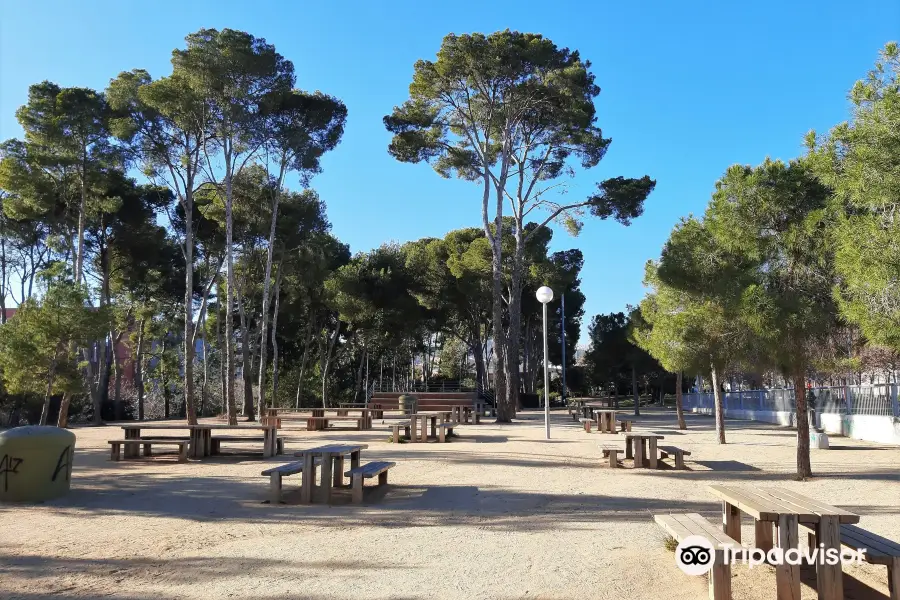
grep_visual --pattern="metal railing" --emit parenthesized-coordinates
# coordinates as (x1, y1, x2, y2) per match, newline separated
(683, 385, 900, 417)
(372, 379, 479, 393)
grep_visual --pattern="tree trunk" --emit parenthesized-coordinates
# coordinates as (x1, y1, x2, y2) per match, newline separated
(257, 191, 281, 418)
(162, 337, 170, 419)
(237, 291, 254, 421)
(74, 169, 87, 284)
(506, 241, 524, 414)
(321, 322, 340, 408)
(41, 361, 57, 426)
(270, 266, 283, 403)
(135, 318, 146, 421)
(183, 205, 198, 425)
(112, 335, 123, 420)
(793, 373, 812, 478)
(472, 331, 486, 392)
(711, 364, 726, 444)
(224, 151, 237, 425)
(675, 371, 686, 430)
(295, 319, 313, 408)
(354, 343, 366, 403)
(632, 364, 640, 416)
(200, 325, 208, 417)
(216, 286, 226, 416)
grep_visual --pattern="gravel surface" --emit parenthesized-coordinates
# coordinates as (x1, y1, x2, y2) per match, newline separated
(2, 408, 898, 599)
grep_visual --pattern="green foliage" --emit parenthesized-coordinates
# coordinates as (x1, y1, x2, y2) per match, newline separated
(0, 283, 107, 398)
(807, 42, 900, 351)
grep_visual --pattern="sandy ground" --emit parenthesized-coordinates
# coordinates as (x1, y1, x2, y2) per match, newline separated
(1, 408, 898, 600)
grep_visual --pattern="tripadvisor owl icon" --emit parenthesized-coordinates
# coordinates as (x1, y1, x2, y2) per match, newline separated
(675, 535, 715, 575)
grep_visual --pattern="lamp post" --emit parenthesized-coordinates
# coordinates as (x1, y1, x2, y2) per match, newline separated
(536, 285, 554, 440)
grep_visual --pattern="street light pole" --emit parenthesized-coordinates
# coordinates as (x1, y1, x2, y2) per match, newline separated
(536, 286, 554, 440)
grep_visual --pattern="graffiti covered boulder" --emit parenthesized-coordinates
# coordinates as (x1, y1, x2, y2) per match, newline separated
(0, 425, 75, 502)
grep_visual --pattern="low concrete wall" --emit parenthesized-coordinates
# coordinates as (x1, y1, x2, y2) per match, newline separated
(690, 406, 900, 445)
(690, 406, 794, 427)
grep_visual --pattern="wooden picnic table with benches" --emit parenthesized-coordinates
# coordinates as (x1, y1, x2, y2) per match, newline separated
(291, 444, 372, 504)
(120, 423, 281, 459)
(593, 409, 624, 434)
(622, 431, 665, 469)
(386, 412, 456, 443)
(708, 485, 860, 600)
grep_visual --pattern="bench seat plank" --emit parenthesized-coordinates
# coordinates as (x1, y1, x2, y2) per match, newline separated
(345, 461, 396, 478)
(770, 488, 860, 523)
(708, 484, 798, 521)
(344, 461, 396, 504)
(655, 512, 740, 600)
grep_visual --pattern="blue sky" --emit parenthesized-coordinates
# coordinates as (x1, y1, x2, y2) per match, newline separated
(2, 0, 898, 344)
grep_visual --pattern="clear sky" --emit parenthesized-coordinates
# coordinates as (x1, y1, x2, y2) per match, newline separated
(1, 0, 898, 344)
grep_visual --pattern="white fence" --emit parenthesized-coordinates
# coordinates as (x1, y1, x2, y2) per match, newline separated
(683, 385, 900, 445)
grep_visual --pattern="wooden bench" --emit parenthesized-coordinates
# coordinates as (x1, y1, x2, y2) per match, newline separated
(436, 421, 456, 442)
(655, 512, 740, 600)
(616, 418, 633, 432)
(579, 417, 593, 433)
(260, 459, 321, 503)
(599, 443, 623, 468)
(109, 439, 188, 463)
(387, 422, 412, 442)
(658, 445, 691, 470)
(260, 416, 282, 428)
(211, 435, 285, 456)
(344, 461, 396, 504)
(805, 523, 900, 599)
(305, 416, 366, 431)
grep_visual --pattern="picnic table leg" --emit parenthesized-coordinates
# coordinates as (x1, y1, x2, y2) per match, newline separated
(300, 454, 314, 504)
(263, 429, 273, 458)
(350, 450, 361, 470)
(816, 516, 844, 600)
(648, 438, 658, 469)
(430, 417, 437, 438)
(419, 417, 427, 442)
(625, 437, 634, 460)
(775, 514, 801, 600)
(409, 417, 418, 443)
(332, 455, 345, 488)
(722, 502, 742, 543)
(124, 428, 140, 458)
(755, 520, 774, 553)
(633, 437, 644, 467)
(322, 453, 335, 504)
(888, 558, 899, 600)
(189, 430, 200, 459)
(709, 548, 732, 600)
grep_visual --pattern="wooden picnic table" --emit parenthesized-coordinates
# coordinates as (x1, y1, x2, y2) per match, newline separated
(293, 443, 368, 504)
(121, 423, 280, 459)
(622, 431, 664, 468)
(592, 409, 624, 434)
(708, 485, 860, 600)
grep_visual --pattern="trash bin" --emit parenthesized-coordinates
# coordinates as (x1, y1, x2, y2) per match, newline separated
(398, 395, 418, 415)
(0, 425, 75, 502)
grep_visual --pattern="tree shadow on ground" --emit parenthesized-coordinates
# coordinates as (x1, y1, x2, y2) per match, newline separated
(0, 554, 427, 600)
(693, 460, 761, 472)
(798, 562, 892, 600)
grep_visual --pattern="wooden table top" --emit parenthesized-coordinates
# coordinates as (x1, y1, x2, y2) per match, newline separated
(120, 423, 275, 430)
(708, 485, 860, 524)
(592, 409, 624, 414)
(622, 431, 664, 439)
(293, 443, 368, 456)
